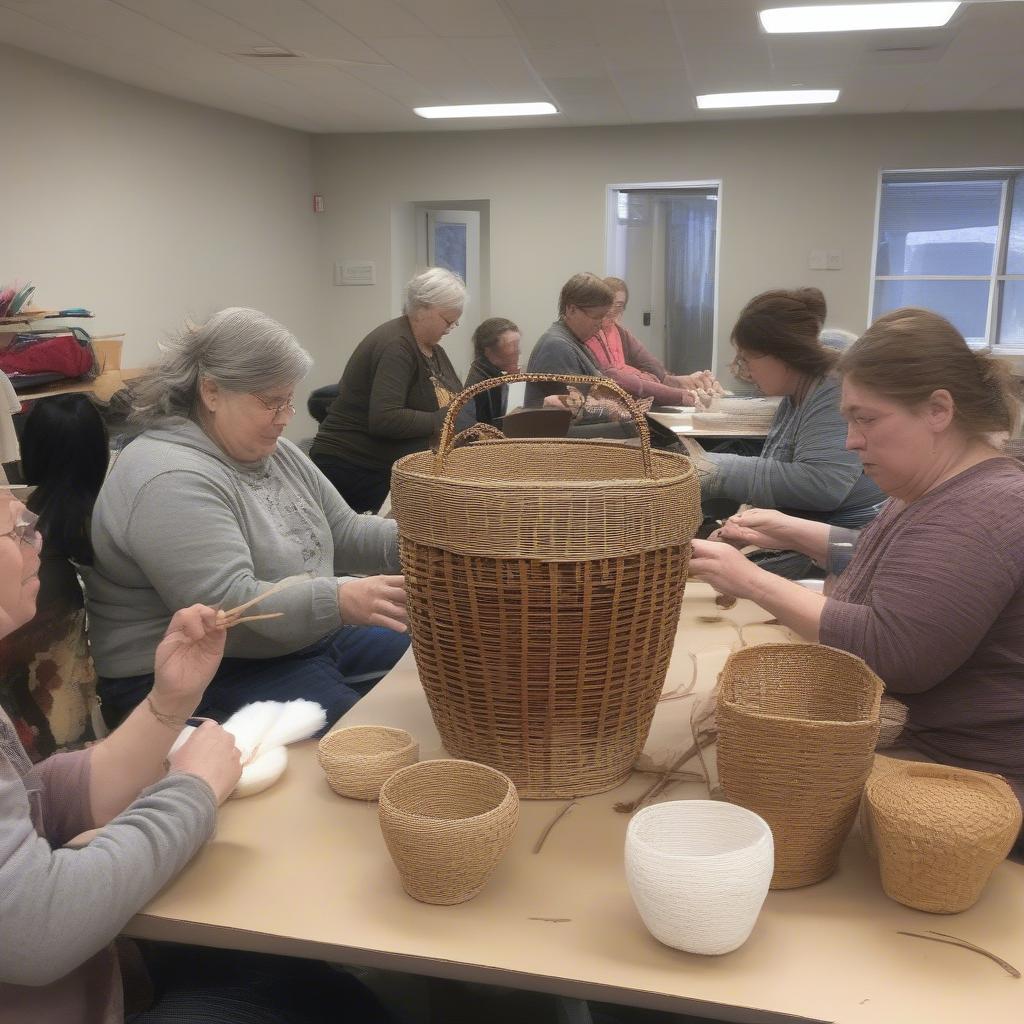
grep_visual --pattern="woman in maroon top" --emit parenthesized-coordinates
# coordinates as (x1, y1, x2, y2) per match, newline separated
(690, 308, 1024, 815)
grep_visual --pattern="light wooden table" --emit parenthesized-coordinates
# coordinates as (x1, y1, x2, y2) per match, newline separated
(650, 410, 770, 440)
(127, 584, 1024, 1024)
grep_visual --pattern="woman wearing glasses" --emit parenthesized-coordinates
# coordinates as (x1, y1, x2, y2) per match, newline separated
(686, 287, 885, 577)
(87, 308, 409, 731)
(310, 267, 466, 513)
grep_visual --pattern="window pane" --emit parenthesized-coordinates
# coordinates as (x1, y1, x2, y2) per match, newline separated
(433, 222, 467, 281)
(1006, 175, 1024, 276)
(998, 280, 1024, 346)
(873, 279, 991, 343)
(876, 179, 1002, 276)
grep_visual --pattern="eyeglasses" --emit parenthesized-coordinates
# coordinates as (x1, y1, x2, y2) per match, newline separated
(729, 351, 765, 382)
(609, 302, 627, 312)
(252, 394, 297, 418)
(438, 311, 461, 331)
(2, 508, 42, 552)
(576, 306, 609, 322)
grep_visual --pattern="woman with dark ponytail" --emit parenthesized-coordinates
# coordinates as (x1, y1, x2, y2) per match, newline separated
(691, 309, 1024, 828)
(685, 287, 884, 576)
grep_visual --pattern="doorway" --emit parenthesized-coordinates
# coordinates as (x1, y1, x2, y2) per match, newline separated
(605, 182, 721, 376)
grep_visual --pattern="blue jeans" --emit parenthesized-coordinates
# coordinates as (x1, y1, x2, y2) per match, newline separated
(98, 626, 410, 733)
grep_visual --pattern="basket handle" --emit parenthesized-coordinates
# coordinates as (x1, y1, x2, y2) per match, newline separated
(451, 423, 506, 445)
(435, 372, 654, 477)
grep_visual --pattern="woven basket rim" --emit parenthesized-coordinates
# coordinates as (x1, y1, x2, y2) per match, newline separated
(318, 725, 416, 763)
(379, 758, 516, 824)
(717, 698, 880, 729)
(393, 439, 694, 488)
(628, 800, 772, 862)
(867, 762, 1021, 814)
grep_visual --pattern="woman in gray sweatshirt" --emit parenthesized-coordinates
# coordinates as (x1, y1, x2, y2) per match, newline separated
(688, 288, 884, 576)
(87, 309, 409, 731)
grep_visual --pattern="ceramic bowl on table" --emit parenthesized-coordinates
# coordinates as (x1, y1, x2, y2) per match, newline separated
(625, 800, 774, 955)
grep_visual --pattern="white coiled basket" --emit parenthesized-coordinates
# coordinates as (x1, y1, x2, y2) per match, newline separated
(625, 801, 774, 955)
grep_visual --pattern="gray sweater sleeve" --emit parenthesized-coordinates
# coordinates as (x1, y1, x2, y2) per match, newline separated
(0, 756, 216, 987)
(125, 472, 344, 648)
(702, 385, 863, 511)
(307, 460, 402, 576)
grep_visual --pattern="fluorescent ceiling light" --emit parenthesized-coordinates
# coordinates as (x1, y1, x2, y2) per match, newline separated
(414, 102, 557, 119)
(759, 3, 960, 34)
(696, 89, 840, 109)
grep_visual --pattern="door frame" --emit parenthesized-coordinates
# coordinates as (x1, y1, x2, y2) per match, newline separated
(604, 180, 723, 374)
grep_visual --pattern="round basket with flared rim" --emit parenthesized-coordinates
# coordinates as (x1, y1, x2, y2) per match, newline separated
(317, 725, 418, 801)
(716, 643, 883, 889)
(625, 800, 774, 955)
(864, 761, 1022, 914)
(378, 758, 519, 905)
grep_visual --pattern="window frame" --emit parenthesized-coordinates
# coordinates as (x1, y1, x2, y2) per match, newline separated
(869, 167, 1024, 351)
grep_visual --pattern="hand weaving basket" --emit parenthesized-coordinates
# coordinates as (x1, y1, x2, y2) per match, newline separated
(378, 758, 519, 905)
(317, 725, 418, 800)
(864, 760, 1021, 913)
(716, 643, 883, 889)
(391, 373, 701, 799)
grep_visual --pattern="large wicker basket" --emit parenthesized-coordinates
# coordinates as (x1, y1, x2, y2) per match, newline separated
(716, 643, 883, 889)
(391, 373, 701, 799)
(864, 760, 1021, 913)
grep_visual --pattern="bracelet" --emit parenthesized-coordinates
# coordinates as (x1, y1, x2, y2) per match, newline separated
(146, 695, 189, 731)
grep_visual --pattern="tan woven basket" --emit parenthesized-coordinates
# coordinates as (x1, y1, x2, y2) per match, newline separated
(716, 643, 883, 889)
(391, 373, 701, 799)
(317, 725, 418, 800)
(378, 758, 519, 905)
(864, 761, 1022, 913)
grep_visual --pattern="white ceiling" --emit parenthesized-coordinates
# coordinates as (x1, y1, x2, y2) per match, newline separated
(2, 0, 1023, 133)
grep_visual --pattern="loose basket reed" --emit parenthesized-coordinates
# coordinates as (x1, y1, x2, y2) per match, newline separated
(391, 373, 701, 799)
(864, 760, 1021, 913)
(716, 643, 883, 889)
(317, 725, 418, 800)
(378, 758, 519, 905)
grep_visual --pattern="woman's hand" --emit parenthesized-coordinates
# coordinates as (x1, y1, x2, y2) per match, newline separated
(338, 574, 408, 632)
(715, 508, 801, 551)
(168, 721, 242, 805)
(689, 539, 765, 602)
(152, 605, 227, 711)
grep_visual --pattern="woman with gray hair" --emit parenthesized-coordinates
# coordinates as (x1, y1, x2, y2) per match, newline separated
(87, 307, 410, 731)
(311, 267, 466, 512)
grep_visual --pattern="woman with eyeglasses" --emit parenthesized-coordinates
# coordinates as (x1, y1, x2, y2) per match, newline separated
(690, 310, 1024, 823)
(86, 308, 410, 732)
(583, 277, 720, 407)
(685, 287, 885, 577)
(310, 267, 466, 514)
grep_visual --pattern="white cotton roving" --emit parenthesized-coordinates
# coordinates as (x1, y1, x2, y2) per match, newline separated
(168, 699, 327, 799)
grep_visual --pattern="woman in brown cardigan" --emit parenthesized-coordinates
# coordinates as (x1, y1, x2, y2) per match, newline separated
(690, 308, 1024, 814)
(311, 267, 465, 513)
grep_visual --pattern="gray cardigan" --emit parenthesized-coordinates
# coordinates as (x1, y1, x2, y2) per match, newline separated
(87, 420, 400, 678)
(701, 376, 884, 527)
(0, 712, 215, 1022)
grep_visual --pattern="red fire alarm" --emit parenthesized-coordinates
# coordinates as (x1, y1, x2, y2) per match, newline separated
(313, 193, 324, 213)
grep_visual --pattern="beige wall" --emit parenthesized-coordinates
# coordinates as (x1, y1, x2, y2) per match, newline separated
(312, 112, 1024, 379)
(0, 43, 321, 438)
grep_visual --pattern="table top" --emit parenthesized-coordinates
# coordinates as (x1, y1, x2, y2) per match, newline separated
(127, 584, 1024, 1024)
(649, 410, 770, 439)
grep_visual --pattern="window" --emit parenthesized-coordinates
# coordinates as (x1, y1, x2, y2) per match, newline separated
(872, 170, 1024, 347)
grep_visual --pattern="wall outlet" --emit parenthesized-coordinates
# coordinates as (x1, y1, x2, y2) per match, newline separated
(827, 249, 843, 270)
(808, 249, 827, 270)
